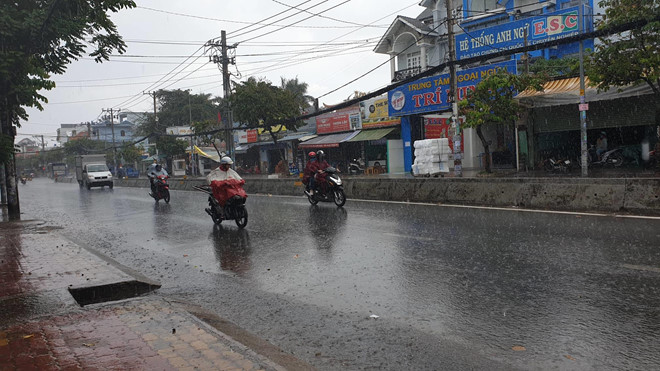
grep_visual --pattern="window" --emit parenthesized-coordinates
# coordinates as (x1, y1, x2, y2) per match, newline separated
(407, 52, 421, 69)
(120, 130, 126, 137)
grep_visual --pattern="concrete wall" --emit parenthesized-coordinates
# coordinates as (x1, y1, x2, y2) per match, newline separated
(58, 176, 660, 215)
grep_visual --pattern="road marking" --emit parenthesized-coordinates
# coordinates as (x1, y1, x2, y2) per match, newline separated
(251, 194, 660, 220)
(622, 264, 660, 274)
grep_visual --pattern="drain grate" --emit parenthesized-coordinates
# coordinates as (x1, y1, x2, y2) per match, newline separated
(68, 280, 161, 306)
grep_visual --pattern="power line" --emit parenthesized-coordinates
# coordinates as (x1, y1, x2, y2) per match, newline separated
(270, 0, 382, 28)
(235, 0, 351, 44)
(136, 4, 386, 29)
(243, 1, 418, 77)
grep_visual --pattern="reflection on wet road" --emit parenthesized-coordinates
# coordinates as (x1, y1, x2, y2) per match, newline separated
(18, 179, 660, 370)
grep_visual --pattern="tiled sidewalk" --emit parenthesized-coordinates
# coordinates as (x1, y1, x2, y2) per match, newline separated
(0, 220, 285, 371)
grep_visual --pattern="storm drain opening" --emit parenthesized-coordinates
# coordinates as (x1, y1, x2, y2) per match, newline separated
(68, 280, 161, 306)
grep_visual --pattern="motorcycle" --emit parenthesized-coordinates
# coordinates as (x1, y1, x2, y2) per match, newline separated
(19, 176, 27, 185)
(348, 158, 365, 175)
(543, 157, 572, 173)
(150, 175, 170, 203)
(588, 145, 624, 167)
(194, 182, 248, 229)
(305, 167, 346, 207)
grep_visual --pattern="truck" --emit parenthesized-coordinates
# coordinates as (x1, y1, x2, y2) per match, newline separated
(75, 154, 113, 190)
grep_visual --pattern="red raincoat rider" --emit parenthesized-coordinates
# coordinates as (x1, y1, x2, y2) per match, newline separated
(206, 156, 247, 207)
(304, 150, 329, 195)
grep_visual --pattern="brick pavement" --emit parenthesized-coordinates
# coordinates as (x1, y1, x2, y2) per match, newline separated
(0, 219, 287, 371)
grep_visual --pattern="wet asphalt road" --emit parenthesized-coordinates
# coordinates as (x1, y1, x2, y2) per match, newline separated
(16, 178, 660, 370)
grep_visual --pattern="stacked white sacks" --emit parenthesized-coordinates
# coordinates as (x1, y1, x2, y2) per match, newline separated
(412, 138, 451, 176)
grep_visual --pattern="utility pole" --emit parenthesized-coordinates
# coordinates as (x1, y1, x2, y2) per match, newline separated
(144, 91, 158, 157)
(102, 108, 119, 174)
(40, 135, 45, 174)
(578, 2, 589, 177)
(206, 31, 236, 160)
(445, 0, 462, 177)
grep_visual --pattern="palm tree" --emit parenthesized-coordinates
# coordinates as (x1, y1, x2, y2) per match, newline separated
(280, 77, 314, 112)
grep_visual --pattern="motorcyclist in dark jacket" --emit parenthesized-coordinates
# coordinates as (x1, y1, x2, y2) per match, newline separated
(303, 152, 319, 196)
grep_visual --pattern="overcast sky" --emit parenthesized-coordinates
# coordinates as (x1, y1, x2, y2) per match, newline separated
(19, 0, 423, 140)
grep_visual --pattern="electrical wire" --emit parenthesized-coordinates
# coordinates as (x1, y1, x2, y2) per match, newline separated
(137, 4, 386, 29)
(270, 0, 384, 28)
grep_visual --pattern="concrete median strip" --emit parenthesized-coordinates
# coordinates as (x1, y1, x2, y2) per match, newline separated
(107, 176, 660, 215)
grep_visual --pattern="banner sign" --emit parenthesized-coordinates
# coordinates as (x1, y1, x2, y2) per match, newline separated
(424, 117, 464, 152)
(316, 106, 361, 134)
(360, 95, 401, 129)
(166, 126, 193, 136)
(456, 6, 589, 60)
(388, 60, 516, 116)
(237, 129, 258, 144)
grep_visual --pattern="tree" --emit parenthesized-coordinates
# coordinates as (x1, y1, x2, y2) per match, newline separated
(0, 0, 136, 219)
(155, 136, 188, 171)
(280, 77, 314, 112)
(588, 0, 660, 126)
(230, 77, 303, 144)
(118, 144, 143, 168)
(459, 71, 544, 173)
(63, 138, 106, 157)
(531, 57, 581, 79)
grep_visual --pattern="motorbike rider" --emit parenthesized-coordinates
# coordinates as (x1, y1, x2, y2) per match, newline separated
(314, 150, 331, 194)
(148, 163, 168, 196)
(207, 156, 242, 183)
(303, 151, 319, 196)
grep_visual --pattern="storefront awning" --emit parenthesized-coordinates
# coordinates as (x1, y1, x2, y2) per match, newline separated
(193, 145, 221, 162)
(347, 127, 395, 142)
(234, 143, 255, 154)
(298, 134, 318, 142)
(299, 131, 360, 148)
(255, 133, 313, 146)
(515, 77, 655, 108)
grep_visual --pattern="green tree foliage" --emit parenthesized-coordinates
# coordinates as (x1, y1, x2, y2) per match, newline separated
(192, 119, 226, 158)
(281, 77, 314, 112)
(230, 77, 303, 143)
(63, 138, 107, 156)
(154, 89, 220, 129)
(118, 144, 143, 167)
(0, 0, 136, 135)
(588, 0, 660, 124)
(0, 0, 135, 218)
(156, 136, 187, 170)
(530, 57, 581, 79)
(459, 71, 544, 173)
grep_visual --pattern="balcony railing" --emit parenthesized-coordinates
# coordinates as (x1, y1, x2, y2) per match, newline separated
(393, 66, 422, 82)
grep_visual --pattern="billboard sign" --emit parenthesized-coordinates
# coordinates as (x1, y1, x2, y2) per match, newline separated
(360, 95, 401, 129)
(456, 6, 588, 60)
(387, 60, 516, 116)
(316, 106, 361, 134)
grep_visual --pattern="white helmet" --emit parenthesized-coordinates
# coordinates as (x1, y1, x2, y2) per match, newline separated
(220, 156, 234, 165)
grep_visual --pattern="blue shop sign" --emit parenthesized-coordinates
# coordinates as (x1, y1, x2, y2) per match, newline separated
(456, 6, 592, 60)
(387, 60, 516, 116)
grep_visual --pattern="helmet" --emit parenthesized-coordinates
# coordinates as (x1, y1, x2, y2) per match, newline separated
(317, 150, 325, 160)
(600, 131, 607, 137)
(308, 151, 316, 158)
(155, 164, 162, 171)
(220, 156, 234, 165)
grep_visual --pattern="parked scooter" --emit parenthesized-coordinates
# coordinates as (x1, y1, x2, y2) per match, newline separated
(150, 174, 170, 203)
(305, 167, 346, 207)
(543, 157, 572, 173)
(348, 158, 365, 175)
(588, 145, 624, 167)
